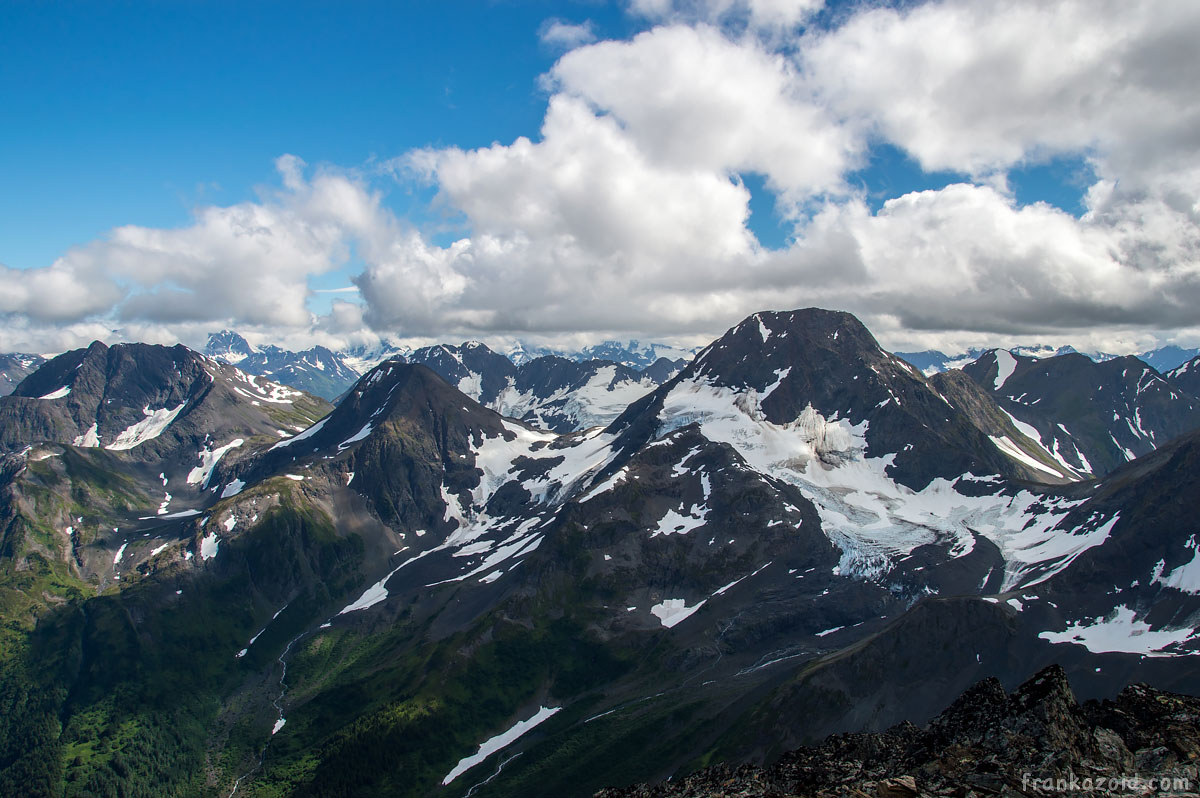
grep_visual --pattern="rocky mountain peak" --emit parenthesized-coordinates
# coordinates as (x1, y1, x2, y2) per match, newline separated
(597, 666, 1200, 798)
(688, 308, 886, 391)
(607, 308, 1064, 488)
(205, 329, 255, 362)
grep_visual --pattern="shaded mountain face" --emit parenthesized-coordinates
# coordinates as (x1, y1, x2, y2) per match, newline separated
(204, 330, 362, 400)
(202, 331, 692, 412)
(1, 341, 329, 459)
(2, 308, 1198, 798)
(1140, 344, 1200, 373)
(898, 345, 1195, 377)
(495, 356, 676, 432)
(0, 341, 332, 664)
(204, 329, 254, 363)
(0, 353, 46, 397)
(249, 344, 362, 401)
(0, 341, 331, 570)
(1166, 354, 1200, 397)
(897, 345, 1083, 376)
(597, 665, 1200, 798)
(961, 350, 1200, 478)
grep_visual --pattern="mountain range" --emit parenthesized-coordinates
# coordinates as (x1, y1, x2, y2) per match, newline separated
(0, 352, 46, 397)
(1, 308, 1198, 797)
(200, 330, 691, 408)
(896, 344, 1200, 377)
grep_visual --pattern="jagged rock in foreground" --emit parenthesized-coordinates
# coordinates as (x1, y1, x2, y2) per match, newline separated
(596, 666, 1200, 798)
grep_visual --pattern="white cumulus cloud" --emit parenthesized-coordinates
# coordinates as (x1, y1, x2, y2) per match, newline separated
(4, 0, 1200, 356)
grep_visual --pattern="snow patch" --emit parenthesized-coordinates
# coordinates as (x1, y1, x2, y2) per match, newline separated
(650, 598, 706, 628)
(441, 706, 561, 786)
(338, 550, 438, 614)
(161, 509, 201, 519)
(1157, 536, 1200, 594)
(186, 439, 244, 487)
(1039, 605, 1197, 656)
(107, 404, 186, 450)
(220, 479, 245, 498)
(271, 416, 328, 450)
(989, 435, 1064, 478)
(755, 314, 770, 342)
(577, 466, 629, 503)
(993, 350, 1018, 391)
(339, 423, 373, 450)
(73, 423, 100, 447)
(652, 504, 709, 537)
(199, 532, 220, 560)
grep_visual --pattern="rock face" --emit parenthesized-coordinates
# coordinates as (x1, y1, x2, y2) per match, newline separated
(962, 350, 1200, 478)
(595, 665, 1200, 798)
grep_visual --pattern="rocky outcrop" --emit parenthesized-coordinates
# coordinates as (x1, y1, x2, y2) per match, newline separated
(596, 666, 1200, 798)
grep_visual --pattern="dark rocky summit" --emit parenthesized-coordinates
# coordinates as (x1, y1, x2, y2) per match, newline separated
(596, 666, 1200, 798)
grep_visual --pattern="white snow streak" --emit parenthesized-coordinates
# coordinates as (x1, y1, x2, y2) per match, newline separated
(993, 350, 1018, 391)
(441, 707, 561, 786)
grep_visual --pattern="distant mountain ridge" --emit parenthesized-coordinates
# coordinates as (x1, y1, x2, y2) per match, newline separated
(0, 352, 46, 397)
(897, 344, 1199, 376)
(407, 342, 684, 432)
(960, 349, 1200, 477)
(203, 330, 363, 400)
(201, 330, 695, 404)
(9, 332, 1192, 405)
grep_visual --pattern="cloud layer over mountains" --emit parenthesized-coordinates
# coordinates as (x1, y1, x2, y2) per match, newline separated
(3, 0, 1199, 354)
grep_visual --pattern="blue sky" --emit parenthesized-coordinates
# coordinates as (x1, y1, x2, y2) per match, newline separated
(1, 0, 1196, 354)
(1, 1, 622, 269)
(2, 0, 1084, 272)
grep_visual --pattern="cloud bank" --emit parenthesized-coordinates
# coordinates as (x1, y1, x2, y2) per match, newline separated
(3, 0, 1200, 354)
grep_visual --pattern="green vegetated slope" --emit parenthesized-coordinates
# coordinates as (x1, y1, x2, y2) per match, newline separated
(0, 475, 363, 797)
